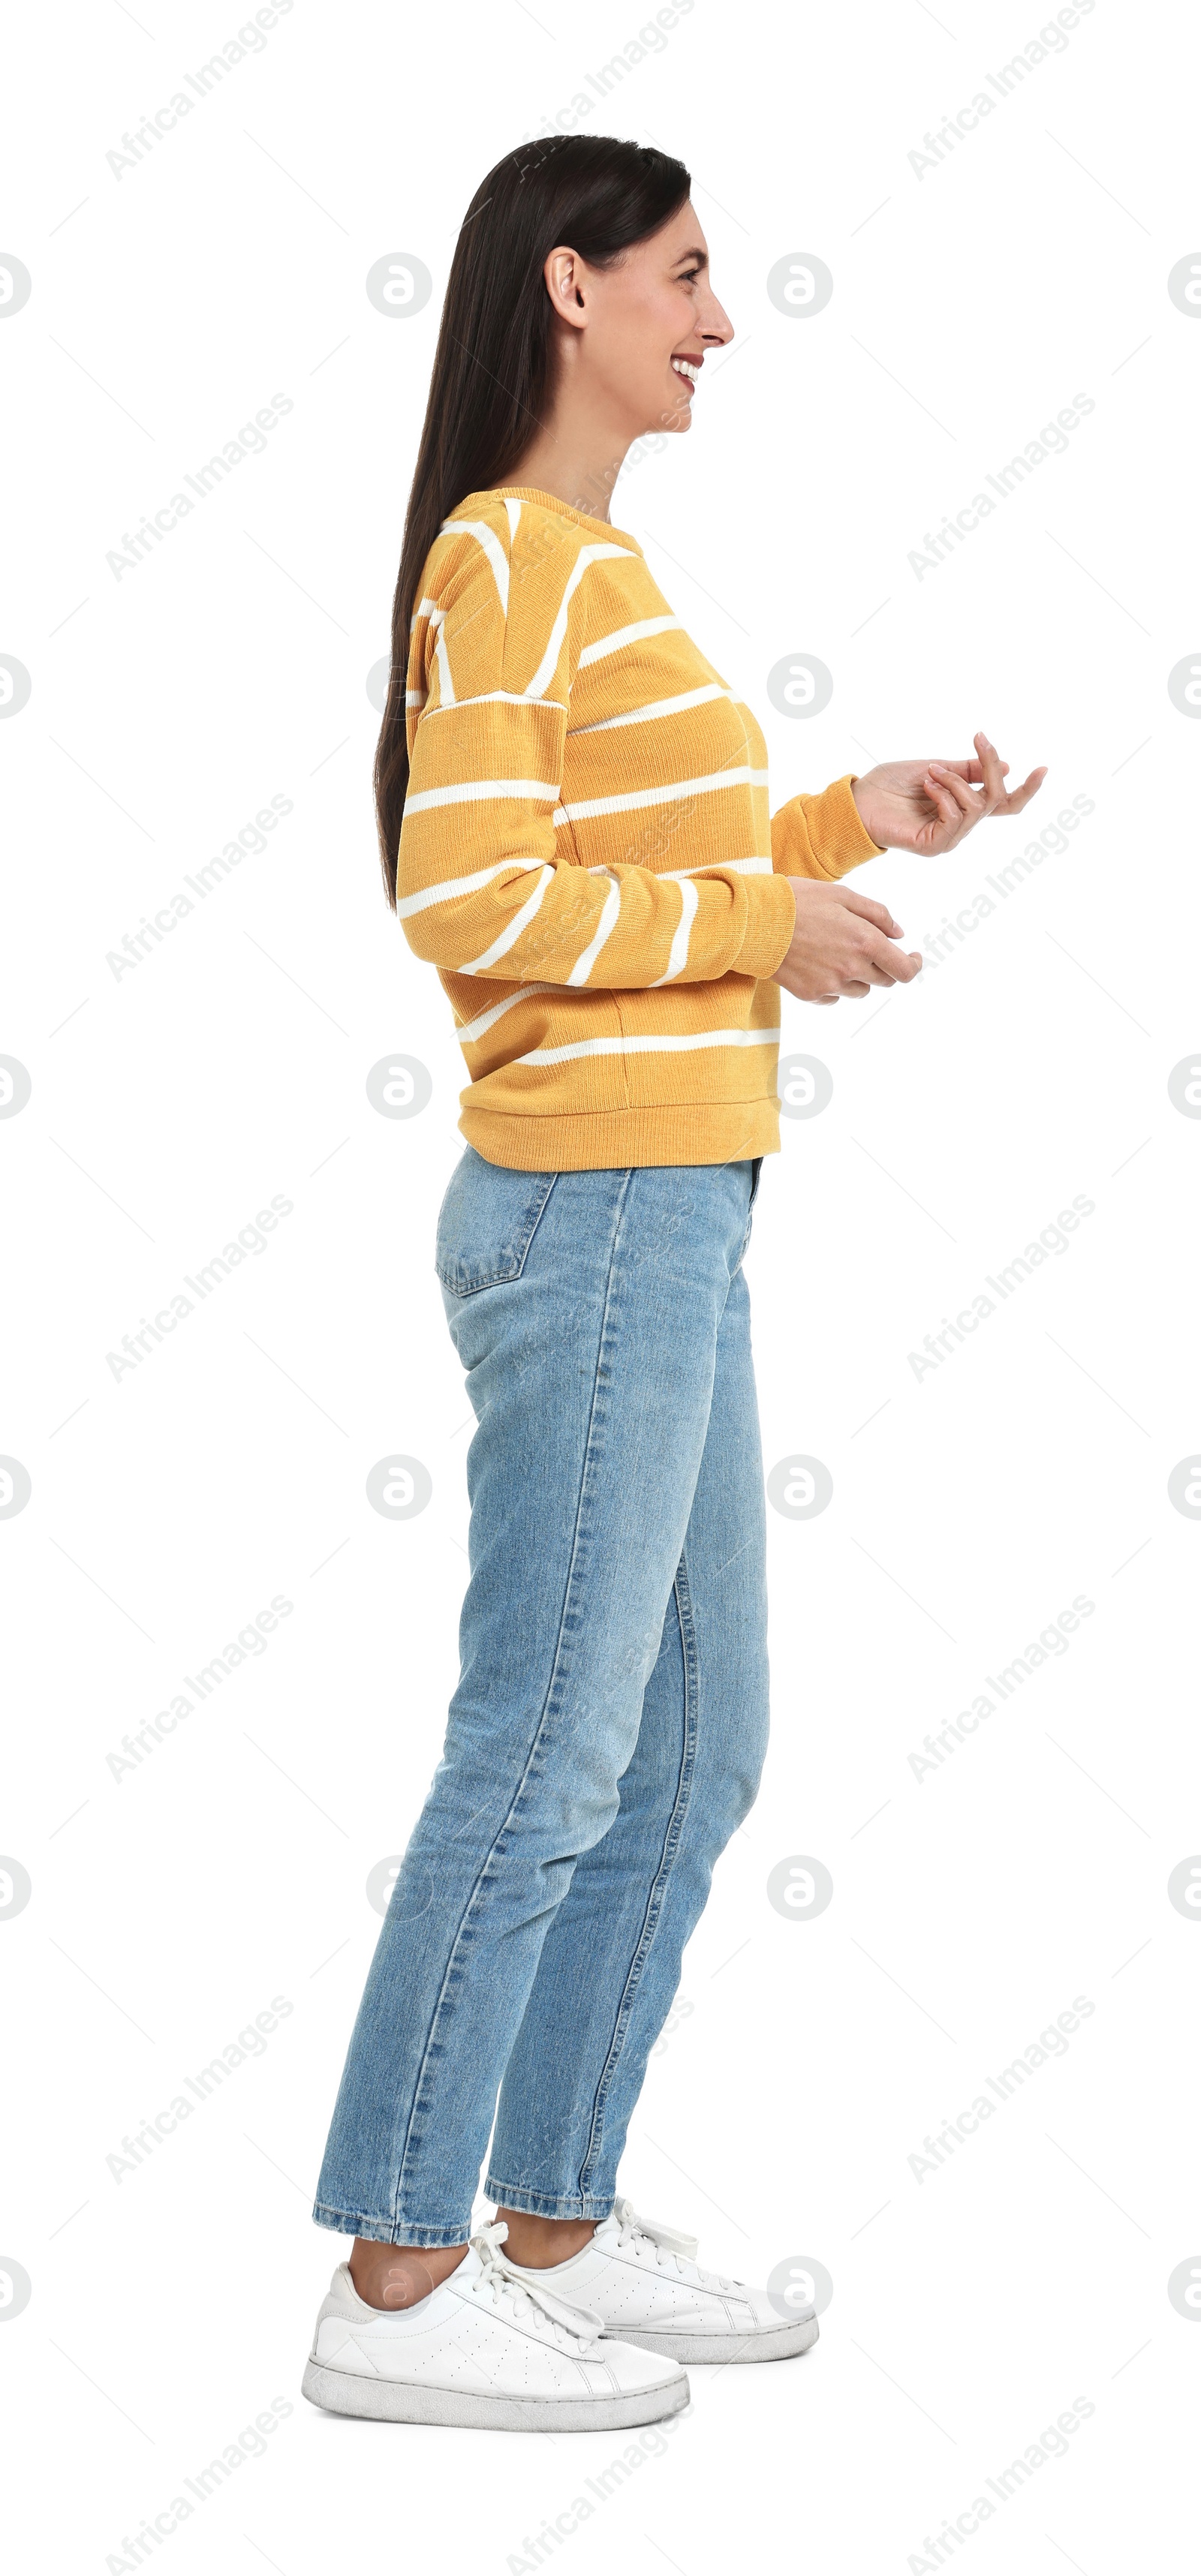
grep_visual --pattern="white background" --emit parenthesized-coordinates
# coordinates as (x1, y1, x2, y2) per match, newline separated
(3, 0, 1199, 2568)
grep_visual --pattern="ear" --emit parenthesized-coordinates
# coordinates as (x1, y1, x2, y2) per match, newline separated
(543, 245, 589, 331)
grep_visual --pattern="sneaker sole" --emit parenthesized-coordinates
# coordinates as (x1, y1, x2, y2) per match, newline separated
(300, 2356, 690, 2431)
(604, 2315, 819, 2364)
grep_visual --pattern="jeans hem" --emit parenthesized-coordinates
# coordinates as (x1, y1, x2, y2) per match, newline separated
(312, 2202, 470, 2249)
(486, 2178, 616, 2222)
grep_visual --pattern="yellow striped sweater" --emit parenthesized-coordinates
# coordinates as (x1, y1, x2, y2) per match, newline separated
(398, 486, 880, 1170)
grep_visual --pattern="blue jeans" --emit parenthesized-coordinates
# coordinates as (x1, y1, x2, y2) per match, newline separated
(314, 1149, 769, 2245)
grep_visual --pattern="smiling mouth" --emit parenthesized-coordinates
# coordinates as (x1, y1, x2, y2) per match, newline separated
(670, 356, 701, 385)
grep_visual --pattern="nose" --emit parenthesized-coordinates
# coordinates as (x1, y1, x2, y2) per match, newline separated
(699, 287, 733, 350)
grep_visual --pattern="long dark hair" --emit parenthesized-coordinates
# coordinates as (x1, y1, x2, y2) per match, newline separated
(374, 134, 691, 906)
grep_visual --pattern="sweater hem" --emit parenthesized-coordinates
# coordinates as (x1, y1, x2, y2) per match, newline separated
(459, 1098, 783, 1171)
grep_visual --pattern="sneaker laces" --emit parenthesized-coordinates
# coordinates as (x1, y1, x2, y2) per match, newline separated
(468, 2220, 605, 2352)
(611, 2197, 742, 2293)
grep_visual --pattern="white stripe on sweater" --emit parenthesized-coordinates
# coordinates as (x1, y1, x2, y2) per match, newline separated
(569, 683, 728, 735)
(421, 690, 565, 717)
(664, 854, 773, 878)
(558, 768, 769, 822)
(432, 609, 454, 707)
(459, 865, 555, 974)
(438, 516, 510, 615)
(453, 982, 558, 1045)
(510, 1025, 778, 1068)
(566, 872, 622, 986)
(649, 876, 699, 985)
(411, 598, 455, 702)
(576, 614, 681, 669)
(404, 777, 560, 815)
(525, 543, 634, 700)
(396, 857, 537, 921)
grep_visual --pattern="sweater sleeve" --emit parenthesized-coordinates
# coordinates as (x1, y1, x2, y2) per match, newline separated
(771, 774, 884, 881)
(397, 522, 798, 990)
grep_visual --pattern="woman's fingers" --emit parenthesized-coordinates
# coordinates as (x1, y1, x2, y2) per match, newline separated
(924, 765, 977, 835)
(973, 733, 1047, 818)
(778, 879, 923, 1002)
(925, 734, 1041, 843)
(838, 889, 904, 934)
(926, 756, 1010, 785)
(926, 763, 978, 817)
(863, 930, 923, 984)
(974, 732, 1010, 810)
(997, 762, 1049, 815)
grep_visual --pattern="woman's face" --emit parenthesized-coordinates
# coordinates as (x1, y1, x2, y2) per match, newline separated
(545, 201, 733, 440)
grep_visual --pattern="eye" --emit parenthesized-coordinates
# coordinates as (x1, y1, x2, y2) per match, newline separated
(677, 266, 701, 284)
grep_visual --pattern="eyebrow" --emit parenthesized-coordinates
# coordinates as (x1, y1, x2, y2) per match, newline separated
(672, 245, 709, 269)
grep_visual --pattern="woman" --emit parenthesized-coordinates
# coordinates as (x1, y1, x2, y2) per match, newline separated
(305, 134, 1045, 2433)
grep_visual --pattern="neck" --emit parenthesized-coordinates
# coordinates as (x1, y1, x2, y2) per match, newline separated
(505, 413, 636, 526)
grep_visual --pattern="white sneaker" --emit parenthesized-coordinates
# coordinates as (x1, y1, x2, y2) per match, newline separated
(301, 2219, 690, 2430)
(505, 2199, 818, 2364)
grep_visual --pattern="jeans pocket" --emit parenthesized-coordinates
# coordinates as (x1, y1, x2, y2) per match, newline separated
(435, 1148, 560, 1297)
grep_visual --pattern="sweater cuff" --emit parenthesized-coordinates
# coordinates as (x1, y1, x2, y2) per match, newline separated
(770, 774, 884, 881)
(733, 870, 797, 979)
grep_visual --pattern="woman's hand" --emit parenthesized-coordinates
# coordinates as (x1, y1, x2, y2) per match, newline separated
(772, 880, 923, 1004)
(851, 732, 1047, 855)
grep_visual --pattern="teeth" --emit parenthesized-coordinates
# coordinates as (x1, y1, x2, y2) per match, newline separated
(672, 358, 699, 383)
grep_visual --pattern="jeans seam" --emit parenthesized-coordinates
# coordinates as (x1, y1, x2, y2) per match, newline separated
(576, 1549, 700, 2198)
(482, 2181, 618, 2223)
(312, 2204, 469, 2248)
(390, 1167, 637, 2234)
(734, 1157, 761, 1272)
